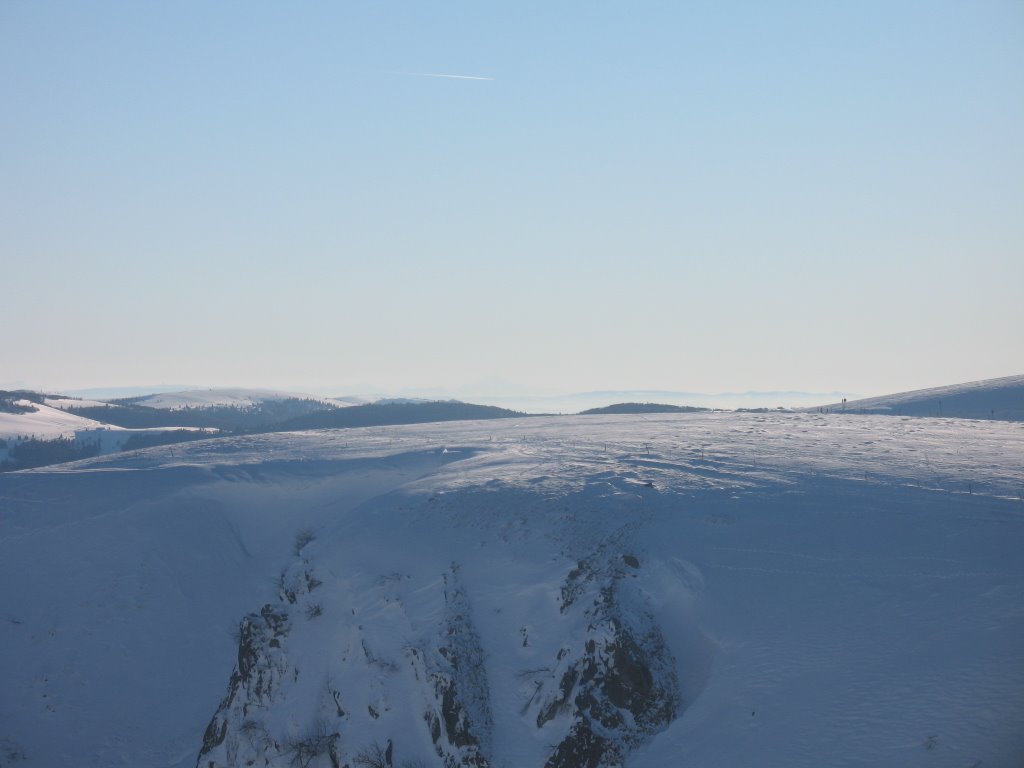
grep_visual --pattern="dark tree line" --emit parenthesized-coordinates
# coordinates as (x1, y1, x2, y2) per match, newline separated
(0, 436, 101, 472)
(579, 402, 709, 415)
(65, 398, 340, 431)
(0, 390, 48, 414)
(65, 400, 526, 434)
(1, 398, 530, 472)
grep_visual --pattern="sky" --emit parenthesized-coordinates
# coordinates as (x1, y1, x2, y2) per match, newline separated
(2, 1, 1022, 399)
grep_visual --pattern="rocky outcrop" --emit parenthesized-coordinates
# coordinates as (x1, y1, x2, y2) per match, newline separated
(417, 566, 493, 768)
(196, 602, 293, 767)
(533, 554, 680, 768)
(196, 559, 322, 768)
(195, 545, 680, 768)
(196, 559, 495, 768)
(544, 719, 619, 768)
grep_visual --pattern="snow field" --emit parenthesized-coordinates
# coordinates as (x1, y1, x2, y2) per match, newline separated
(0, 411, 1021, 766)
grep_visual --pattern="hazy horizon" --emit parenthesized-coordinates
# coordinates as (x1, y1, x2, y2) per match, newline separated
(8, 374, 1024, 414)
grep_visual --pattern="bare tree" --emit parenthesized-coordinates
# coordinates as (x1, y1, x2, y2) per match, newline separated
(353, 739, 393, 768)
(285, 719, 335, 768)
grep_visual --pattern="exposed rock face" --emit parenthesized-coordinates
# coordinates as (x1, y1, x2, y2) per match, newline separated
(196, 560, 314, 768)
(196, 602, 293, 767)
(533, 555, 680, 768)
(417, 566, 492, 768)
(195, 543, 680, 768)
(544, 719, 618, 768)
(196, 559, 495, 768)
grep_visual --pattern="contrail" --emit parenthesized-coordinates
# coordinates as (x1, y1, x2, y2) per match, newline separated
(394, 71, 494, 81)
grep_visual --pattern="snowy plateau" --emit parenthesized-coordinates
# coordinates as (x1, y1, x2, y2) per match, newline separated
(1, 410, 1023, 767)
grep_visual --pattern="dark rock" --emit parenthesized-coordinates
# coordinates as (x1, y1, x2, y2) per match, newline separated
(534, 557, 680, 768)
(420, 566, 493, 767)
(536, 667, 578, 727)
(330, 688, 346, 718)
(426, 711, 442, 743)
(544, 719, 619, 768)
(200, 715, 227, 754)
(196, 603, 292, 765)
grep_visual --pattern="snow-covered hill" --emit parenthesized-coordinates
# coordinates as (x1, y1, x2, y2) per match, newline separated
(42, 396, 114, 410)
(0, 400, 115, 441)
(0, 398, 213, 469)
(811, 374, 1024, 420)
(1, 412, 1022, 767)
(127, 388, 359, 410)
(463, 390, 855, 414)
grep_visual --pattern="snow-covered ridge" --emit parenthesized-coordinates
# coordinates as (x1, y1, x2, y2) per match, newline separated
(126, 388, 361, 410)
(43, 396, 113, 410)
(810, 374, 1024, 420)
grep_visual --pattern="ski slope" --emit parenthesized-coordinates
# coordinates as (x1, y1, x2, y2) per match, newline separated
(1, 412, 1022, 767)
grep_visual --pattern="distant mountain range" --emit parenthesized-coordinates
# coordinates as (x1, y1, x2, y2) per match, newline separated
(4, 376, 1020, 472)
(466, 389, 857, 413)
(0, 389, 527, 471)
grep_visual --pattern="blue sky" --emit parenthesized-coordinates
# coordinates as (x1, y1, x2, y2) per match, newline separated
(2, 1, 1022, 397)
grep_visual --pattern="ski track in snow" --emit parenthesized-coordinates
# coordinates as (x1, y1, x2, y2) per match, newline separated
(0, 411, 1022, 767)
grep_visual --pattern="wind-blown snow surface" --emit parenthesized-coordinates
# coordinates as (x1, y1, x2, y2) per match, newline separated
(1, 413, 1022, 767)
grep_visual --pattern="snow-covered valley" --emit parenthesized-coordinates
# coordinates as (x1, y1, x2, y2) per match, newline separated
(1, 412, 1022, 767)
